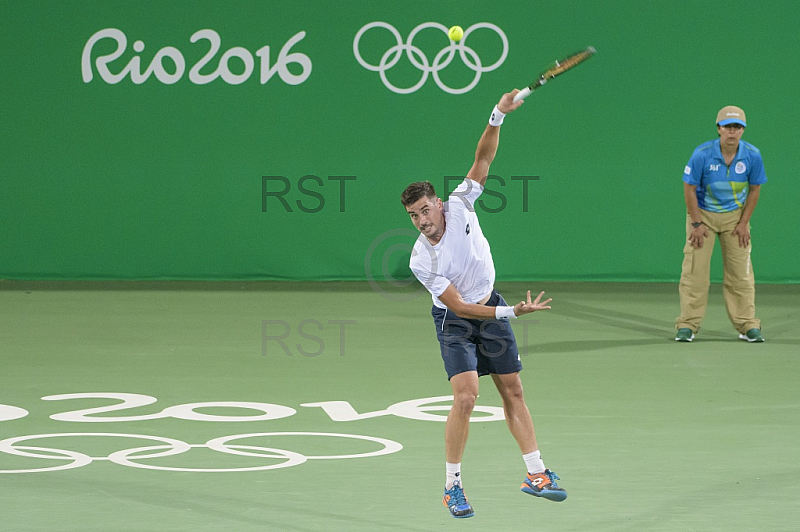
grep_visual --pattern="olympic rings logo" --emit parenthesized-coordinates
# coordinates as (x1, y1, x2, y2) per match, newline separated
(353, 22, 508, 94)
(0, 432, 402, 474)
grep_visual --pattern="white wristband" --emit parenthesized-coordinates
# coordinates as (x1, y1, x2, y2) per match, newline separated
(495, 306, 517, 320)
(489, 105, 505, 126)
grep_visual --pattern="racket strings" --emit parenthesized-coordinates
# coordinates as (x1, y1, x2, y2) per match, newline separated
(545, 51, 592, 78)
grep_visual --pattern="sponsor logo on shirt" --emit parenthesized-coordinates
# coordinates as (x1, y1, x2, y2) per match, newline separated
(465, 223, 471, 235)
(735, 161, 746, 174)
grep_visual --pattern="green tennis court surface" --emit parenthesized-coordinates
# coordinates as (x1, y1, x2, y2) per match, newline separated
(2, 281, 798, 531)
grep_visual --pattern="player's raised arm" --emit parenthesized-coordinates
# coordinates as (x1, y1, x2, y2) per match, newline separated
(465, 90, 524, 187)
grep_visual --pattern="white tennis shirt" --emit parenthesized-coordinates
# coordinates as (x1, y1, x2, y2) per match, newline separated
(409, 178, 496, 310)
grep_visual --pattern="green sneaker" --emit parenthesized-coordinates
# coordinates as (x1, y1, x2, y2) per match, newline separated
(739, 328, 765, 343)
(675, 328, 695, 342)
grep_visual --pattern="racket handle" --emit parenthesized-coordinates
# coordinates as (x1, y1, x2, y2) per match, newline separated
(513, 87, 532, 102)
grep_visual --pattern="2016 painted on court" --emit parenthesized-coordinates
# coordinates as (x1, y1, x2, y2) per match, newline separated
(0, 392, 505, 423)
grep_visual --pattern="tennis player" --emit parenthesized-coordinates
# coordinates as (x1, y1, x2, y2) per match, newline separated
(401, 89, 566, 519)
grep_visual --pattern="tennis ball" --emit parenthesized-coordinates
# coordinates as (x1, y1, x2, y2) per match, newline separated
(448, 25, 464, 42)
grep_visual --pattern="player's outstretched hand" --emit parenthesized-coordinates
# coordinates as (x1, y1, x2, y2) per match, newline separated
(498, 90, 524, 114)
(513, 290, 552, 317)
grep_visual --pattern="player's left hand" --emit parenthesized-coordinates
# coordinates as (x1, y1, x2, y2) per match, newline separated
(732, 222, 751, 248)
(513, 290, 552, 317)
(497, 90, 524, 114)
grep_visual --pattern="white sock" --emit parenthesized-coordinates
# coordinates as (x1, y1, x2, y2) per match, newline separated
(523, 450, 545, 474)
(446, 462, 462, 489)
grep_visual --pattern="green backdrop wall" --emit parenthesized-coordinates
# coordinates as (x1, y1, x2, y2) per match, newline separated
(1, 1, 798, 282)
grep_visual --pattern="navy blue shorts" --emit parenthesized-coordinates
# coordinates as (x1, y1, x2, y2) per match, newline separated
(432, 290, 522, 380)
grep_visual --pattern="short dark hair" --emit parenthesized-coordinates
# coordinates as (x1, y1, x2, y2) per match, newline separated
(401, 181, 437, 207)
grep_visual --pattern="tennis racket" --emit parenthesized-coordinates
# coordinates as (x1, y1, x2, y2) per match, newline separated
(513, 46, 596, 102)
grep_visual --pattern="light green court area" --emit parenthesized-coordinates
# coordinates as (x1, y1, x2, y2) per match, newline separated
(1, 281, 799, 531)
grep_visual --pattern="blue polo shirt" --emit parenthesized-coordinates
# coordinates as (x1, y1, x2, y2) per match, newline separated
(682, 139, 767, 213)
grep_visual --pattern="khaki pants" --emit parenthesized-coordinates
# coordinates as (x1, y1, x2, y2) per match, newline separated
(676, 210, 760, 334)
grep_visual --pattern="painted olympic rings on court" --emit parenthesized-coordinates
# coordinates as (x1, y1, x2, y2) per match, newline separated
(0, 432, 403, 474)
(353, 22, 508, 94)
